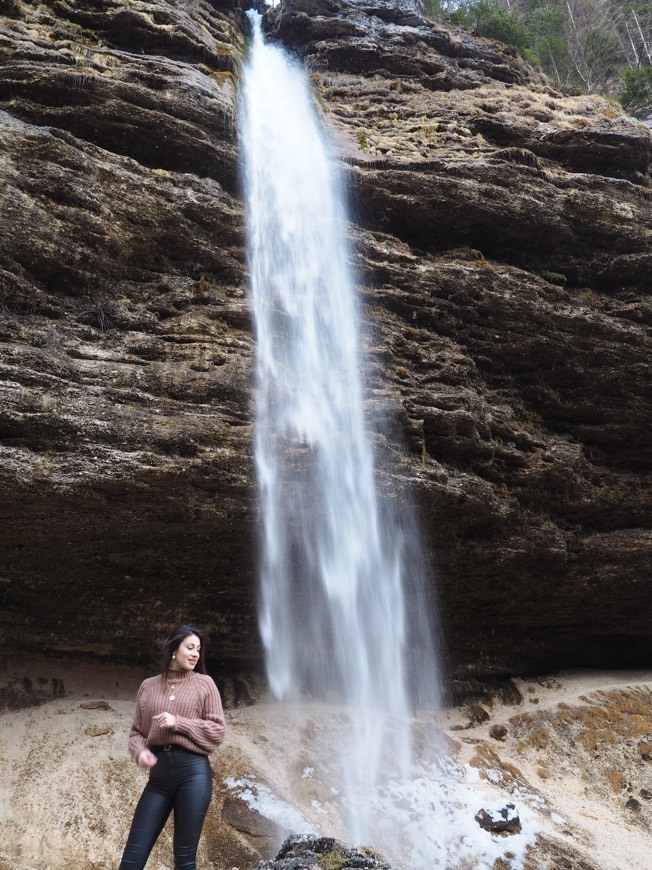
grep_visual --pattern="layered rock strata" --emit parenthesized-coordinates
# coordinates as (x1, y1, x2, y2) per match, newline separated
(0, 0, 650, 682)
(267, 0, 652, 678)
(0, 0, 257, 664)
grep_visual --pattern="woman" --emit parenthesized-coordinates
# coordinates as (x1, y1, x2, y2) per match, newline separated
(120, 624, 226, 870)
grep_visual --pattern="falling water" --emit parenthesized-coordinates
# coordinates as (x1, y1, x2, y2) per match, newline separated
(241, 9, 442, 852)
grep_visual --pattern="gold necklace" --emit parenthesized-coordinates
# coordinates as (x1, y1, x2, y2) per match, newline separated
(165, 671, 189, 701)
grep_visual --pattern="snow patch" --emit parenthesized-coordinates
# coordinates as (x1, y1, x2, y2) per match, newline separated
(367, 757, 538, 869)
(224, 775, 317, 835)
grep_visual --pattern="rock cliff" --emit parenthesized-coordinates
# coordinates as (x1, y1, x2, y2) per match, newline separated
(1, 0, 651, 685)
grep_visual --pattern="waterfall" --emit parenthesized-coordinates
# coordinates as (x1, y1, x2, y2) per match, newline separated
(241, 9, 441, 850)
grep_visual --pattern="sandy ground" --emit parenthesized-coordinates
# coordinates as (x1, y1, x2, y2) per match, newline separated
(0, 665, 650, 869)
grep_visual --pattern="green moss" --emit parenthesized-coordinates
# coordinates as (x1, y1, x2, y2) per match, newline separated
(495, 482, 510, 499)
(214, 40, 233, 57)
(199, 64, 235, 87)
(514, 409, 544, 433)
(49, 19, 101, 47)
(318, 849, 348, 870)
(196, 272, 229, 303)
(579, 288, 598, 305)
(356, 129, 370, 150)
(538, 270, 567, 287)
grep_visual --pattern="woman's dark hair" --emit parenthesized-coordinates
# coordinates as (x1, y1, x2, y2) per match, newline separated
(161, 624, 207, 677)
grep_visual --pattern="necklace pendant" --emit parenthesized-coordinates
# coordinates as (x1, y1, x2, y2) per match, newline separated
(169, 694, 175, 701)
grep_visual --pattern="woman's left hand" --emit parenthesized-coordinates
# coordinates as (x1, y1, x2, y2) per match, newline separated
(152, 711, 177, 729)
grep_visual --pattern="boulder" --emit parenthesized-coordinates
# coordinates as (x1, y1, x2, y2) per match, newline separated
(252, 835, 394, 869)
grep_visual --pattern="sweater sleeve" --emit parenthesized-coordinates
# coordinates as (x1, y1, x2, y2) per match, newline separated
(127, 681, 148, 762)
(172, 677, 226, 754)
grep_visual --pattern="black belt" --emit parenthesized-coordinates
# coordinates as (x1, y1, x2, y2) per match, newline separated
(151, 744, 185, 753)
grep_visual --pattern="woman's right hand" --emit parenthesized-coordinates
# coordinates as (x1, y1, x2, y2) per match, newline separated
(137, 749, 158, 770)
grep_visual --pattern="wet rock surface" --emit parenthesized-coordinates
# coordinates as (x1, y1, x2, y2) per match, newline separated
(475, 803, 521, 834)
(252, 835, 395, 869)
(0, 0, 650, 682)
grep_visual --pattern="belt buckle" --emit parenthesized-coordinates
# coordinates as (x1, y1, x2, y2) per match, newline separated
(163, 744, 172, 752)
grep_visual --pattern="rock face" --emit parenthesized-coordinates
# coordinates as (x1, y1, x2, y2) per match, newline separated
(0, 0, 651, 683)
(0, 0, 258, 666)
(266, 0, 652, 679)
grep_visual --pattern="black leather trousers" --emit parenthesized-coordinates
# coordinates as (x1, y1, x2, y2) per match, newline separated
(119, 745, 212, 870)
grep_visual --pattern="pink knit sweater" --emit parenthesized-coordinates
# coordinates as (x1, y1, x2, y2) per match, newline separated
(127, 672, 226, 761)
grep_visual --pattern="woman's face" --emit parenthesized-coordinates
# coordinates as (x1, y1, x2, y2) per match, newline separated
(172, 634, 201, 672)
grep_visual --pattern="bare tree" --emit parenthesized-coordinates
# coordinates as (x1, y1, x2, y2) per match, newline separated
(631, 6, 652, 64)
(560, 0, 626, 91)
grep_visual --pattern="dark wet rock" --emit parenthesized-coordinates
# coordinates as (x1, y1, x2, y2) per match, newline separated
(450, 677, 524, 708)
(252, 835, 394, 869)
(0, 673, 65, 712)
(475, 804, 522, 834)
(467, 703, 490, 725)
(626, 797, 641, 811)
(640, 789, 652, 800)
(222, 795, 290, 840)
(489, 724, 508, 741)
